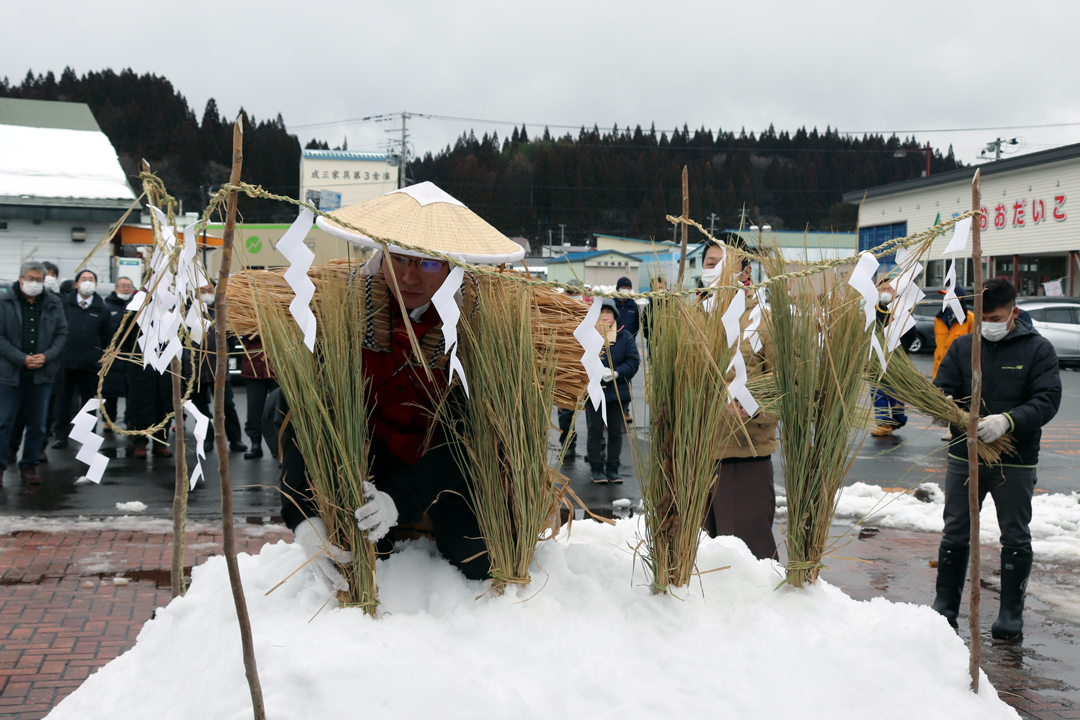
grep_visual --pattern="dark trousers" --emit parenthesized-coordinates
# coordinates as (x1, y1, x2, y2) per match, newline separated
(941, 457, 1035, 554)
(585, 399, 626, 472)
(872, 385, 907, 427)
(244, 378, 278, 448)
(193, 380, 243, 444)
(54, 368, 98, 436)
(704, 457, 778, 560)
(126, 364, 172, 446)
(557, 407, 577, 454)
(0, 380, 52, 470)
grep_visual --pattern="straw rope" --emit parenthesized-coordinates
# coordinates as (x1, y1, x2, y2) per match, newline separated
(175, 173, 978, 299)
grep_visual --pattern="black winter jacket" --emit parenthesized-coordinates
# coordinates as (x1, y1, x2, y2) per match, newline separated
(101, 293, 134, 397)
(613, 297, 641, 336)
(600, 328, 640, 404)
(60, 291, 111, 371)
(0, 286, 68, 386)
(934, 321, 1061, 466)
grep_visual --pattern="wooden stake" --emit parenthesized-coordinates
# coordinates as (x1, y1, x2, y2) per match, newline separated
(967, 168, 983, 693)
(215, 115, 266, 720)
(170, 356, 188, 597)
(676, 166, 689, 287)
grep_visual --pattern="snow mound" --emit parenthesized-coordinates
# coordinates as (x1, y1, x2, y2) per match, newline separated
(831, 483, 1080, 563)
(0, 125, 135, 200)
(115, 501, 147, 513)
(47, 518, 1016, 720)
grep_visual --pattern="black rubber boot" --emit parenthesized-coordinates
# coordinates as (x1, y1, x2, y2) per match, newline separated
(932, 543, 968, 627)
(991, 547, 1033, 640)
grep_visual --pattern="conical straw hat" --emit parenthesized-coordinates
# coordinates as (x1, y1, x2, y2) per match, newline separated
(316, 182, 525, 264)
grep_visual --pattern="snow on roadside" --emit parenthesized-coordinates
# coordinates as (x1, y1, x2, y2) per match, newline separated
(0, 515, 289, 537)
(46, 518, 1016, 720)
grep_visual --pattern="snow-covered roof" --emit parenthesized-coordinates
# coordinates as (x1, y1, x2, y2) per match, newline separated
(0, 99, 136, 204)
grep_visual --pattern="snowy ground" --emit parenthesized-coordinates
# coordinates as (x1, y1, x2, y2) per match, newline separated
(46, 518, 1018, 720)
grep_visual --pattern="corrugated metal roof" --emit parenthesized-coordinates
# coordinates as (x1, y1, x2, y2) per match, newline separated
(842, 142, 1080, 203)
(302, 149, 389, 162)
(0, 98, 101, 132)
(550, 249, 643, 263)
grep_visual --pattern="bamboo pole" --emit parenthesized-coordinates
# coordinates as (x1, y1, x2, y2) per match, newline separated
(170, 356, 188, 597)
(215, 115, 266, 719)
(967, 168, 983, 692)
(676, 166, 689, 287)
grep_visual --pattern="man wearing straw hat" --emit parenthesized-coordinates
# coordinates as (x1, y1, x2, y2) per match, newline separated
(277, 183, 526, 587)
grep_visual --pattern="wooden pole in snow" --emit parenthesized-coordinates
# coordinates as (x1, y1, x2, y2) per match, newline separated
(676, 166, 689, 287)
(967, 168, 983, 693)
(215, 115, 266, 719)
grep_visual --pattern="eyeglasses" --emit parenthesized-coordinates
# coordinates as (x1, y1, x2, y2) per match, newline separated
(389, 254, 447, 274)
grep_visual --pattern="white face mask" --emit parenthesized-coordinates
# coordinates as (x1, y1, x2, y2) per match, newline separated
(981, 320, 1010, 342)
(700, 266, 722, 287)
(879, 292, 894, 304)
(201, 293, 216, 306)
(115, 292, 132, 301)
(78, 280, 96, 297)
(20, 280, 43, 297)
(44, 276, 58, 291)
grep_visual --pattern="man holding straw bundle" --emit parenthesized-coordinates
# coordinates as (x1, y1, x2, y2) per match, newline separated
(931, 278, 1060, 639)
(276, 183, 527, 588)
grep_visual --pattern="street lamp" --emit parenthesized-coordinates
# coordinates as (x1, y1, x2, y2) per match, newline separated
(893, 142, 933, 177)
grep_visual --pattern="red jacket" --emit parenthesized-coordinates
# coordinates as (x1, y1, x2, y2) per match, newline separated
(239, 336, 275, 380)
(365, 304, 448, 465)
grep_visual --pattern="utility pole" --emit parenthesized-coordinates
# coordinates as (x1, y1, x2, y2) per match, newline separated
(548, 228, 553, 246)
(558, 223, 567, 245)
(397, 111, 411, 189)
(737, 203, 750, 230)
(980, 137, 1018, 162)
(708, 213, 720, 236)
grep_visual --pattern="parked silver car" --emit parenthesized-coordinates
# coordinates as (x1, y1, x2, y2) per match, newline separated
(1018, 300, 1080, 366)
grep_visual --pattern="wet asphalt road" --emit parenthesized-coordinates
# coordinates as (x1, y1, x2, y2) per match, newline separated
(1, 349, 1077, 519)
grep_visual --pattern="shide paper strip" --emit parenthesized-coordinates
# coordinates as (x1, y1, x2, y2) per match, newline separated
(848, 251, 888, 371)
(432, 265, 468, 396)
(719, 288, 758, 413)
(940, 217, 970, 321)
(883, 247, 925, 353)
(573, 298, 607, 426)
(183, 400, 209, 490)
(276, 208, 317, 351)
(68, 399, 109, 483)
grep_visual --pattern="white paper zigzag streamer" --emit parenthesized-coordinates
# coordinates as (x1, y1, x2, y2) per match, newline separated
(68, 399, 109, 483)
(883, 247, 925, 353)
(718, 288, 759, 415)
(432, 265, 468, 396)
(276, 208, 317, 351)
(940, 216, 970, 322)
(182, 400, 210, 490)
(573, 299, 608, 426)
(848, 252, 888, 371)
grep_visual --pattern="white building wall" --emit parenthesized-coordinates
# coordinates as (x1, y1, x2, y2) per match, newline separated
(299, 155, 396, 208)
(1, 219, 113, 280)
(856, 158, 1079, 259)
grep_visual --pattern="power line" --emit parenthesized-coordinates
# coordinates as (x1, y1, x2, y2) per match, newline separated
(840, 120, 1080, 134)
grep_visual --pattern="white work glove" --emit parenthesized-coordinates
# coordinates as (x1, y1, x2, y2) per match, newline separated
(976, 414, 1010, 443)
(354, 481, 399, 542)
(601, 367, 614, 383)
(932, 396, 954, 427)
(293, 517, 353, 593)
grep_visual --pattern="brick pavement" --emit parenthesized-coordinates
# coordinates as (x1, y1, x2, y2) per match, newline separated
(0, 526, 293, 720)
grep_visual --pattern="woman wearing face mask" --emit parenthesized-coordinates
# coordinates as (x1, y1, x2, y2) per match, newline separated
(52, 270, 112, 447)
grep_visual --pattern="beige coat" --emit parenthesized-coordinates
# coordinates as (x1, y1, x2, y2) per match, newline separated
(714, 304, 778, 459)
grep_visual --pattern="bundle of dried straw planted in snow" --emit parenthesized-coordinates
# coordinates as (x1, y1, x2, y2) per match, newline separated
(255, 272, 379, 614)
(872, 346, 1015, 464)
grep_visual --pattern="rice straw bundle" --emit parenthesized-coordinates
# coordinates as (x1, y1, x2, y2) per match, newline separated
(227, 262, 588, 408)
(872, 346, 1015, 464)
(255, 270, 379, 614)
(763, 250, 874, 588)
(636, 255, 744, 593)
(441, 279, 561, 593)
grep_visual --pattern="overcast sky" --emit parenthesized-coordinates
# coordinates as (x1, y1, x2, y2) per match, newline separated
(4, 0, 1078, 168)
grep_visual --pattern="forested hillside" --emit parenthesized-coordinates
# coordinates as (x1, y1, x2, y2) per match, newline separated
(2, 68, 962, 236)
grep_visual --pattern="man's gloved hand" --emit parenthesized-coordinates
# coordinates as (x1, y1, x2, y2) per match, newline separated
(601, 367, 614, 383)
(932, 396, 955, 427)
(293, 517, 353, 593)
(976, 414, 1010, 443)
(354, 481, 399, 542)
(612, 370, 620, 380)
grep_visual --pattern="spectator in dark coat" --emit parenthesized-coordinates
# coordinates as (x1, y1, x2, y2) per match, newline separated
(585, 298, 640, 483)
(0, 261, 68, 484)
(238, 336, 277, 459)
(612, 276, 641, 336)
(931, 278, 1061, 640)
(100, 277, 136, 431)
(52, 270, 110, 448)
(184, 284, 246, 453)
